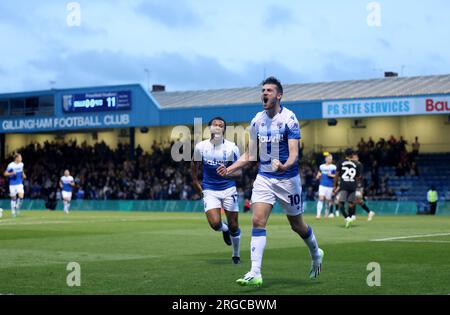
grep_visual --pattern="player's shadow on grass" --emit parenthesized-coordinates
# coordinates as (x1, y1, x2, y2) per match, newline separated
(337, 225, 360, 229)
(238, 277, 322, 292)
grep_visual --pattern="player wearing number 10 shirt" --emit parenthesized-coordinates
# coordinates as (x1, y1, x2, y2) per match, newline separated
(217, 77, 324, 287)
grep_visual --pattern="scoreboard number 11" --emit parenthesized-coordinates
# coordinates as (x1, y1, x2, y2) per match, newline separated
(106, 97, 116, 108)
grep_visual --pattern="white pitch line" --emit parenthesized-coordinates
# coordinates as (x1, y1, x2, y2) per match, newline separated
(371, 232, 450, 242)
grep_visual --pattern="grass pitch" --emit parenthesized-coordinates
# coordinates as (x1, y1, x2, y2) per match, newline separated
(0, 210, 449, 295)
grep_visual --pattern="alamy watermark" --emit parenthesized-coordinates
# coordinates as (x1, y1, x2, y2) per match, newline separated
(66, 262, 81, 287)
(66, 2, 81, 27)
(169, 117, 284, 173)
(367, 2, 382, 27)
(366, 262, 381, 287)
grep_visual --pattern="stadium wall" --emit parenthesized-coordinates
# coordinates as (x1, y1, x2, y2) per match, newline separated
(2, 199, 450, 215)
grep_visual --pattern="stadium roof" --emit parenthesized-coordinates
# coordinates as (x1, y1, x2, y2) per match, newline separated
(152, 74, 450, 109)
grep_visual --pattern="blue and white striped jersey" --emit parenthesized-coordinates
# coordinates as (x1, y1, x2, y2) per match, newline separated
(6, 162, 24, 185)
(250, 106, 301, 179)
(194, 139, 240, 191)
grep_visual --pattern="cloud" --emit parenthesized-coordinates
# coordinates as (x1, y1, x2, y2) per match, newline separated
(135, 0, 202, 28)
(25, 48, 310, 91)
(0, 1, 31, 27)
(264, 5, 297, 28)
(377, 38, 392, 50)
(320, 52, 377, 81)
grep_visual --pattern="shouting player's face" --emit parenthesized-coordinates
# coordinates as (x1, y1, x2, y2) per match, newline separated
(261, 84, 282, 110)
(209, 119, 225, 138)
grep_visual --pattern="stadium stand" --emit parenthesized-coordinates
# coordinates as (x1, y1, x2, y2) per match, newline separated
(4, 135, 447, 211)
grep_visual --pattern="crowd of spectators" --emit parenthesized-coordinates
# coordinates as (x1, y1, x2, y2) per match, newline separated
(0, 136, 421, 202)
(299, 136, 421, 201)
(0, 140, 258, 201)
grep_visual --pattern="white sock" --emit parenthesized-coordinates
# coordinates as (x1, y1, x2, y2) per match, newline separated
(16, 198, 23, 210)
(218, 222, 229, 232)
(64, 200, 69, 213)
(11, 199, 16, 213)
(230, 228, 241, 257)
(250, 228, 266, 275)
(301, 225, 320, 260)
(317, 201, 323, 216)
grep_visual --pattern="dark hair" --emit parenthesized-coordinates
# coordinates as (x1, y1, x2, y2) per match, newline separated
(262, 76, 283, 94)
(344, 148, 354, 157)
(208, 116, 226, 131)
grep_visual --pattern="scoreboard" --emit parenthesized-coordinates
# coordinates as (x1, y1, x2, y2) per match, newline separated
(62, 91, 131, 113)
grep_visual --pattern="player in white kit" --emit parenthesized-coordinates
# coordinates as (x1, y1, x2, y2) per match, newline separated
(60, 170, 75, 214)
(4, 153, 26, 217)
(191, 117, 242, 264)
(315, 154, 336, 219)
(218, 77, 324, 286)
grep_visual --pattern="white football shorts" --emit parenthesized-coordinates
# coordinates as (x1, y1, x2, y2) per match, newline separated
(318, 185, 333, 200)
(203, 186, 239, 212)
(62, 191, 73, 201)
(9, 184, 24, 197)
(251, 174, 303, 216)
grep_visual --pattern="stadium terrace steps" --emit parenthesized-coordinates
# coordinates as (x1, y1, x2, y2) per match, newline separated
(378, 153, 450, 203)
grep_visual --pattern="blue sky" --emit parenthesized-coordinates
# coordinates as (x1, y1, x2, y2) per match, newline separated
(0, 0, 449, 93)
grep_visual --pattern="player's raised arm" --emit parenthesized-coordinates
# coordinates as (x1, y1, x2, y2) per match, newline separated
(217, 144, 254, 176)
(221, 144, 243, 178)
(274, 138, 299, 172)
(217, 121, 258, 177)
(272, 115, 300, 172)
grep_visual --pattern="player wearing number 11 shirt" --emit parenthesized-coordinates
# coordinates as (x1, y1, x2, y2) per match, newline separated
(217, 77, 324, 287)
(334, 148, 363, 228)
